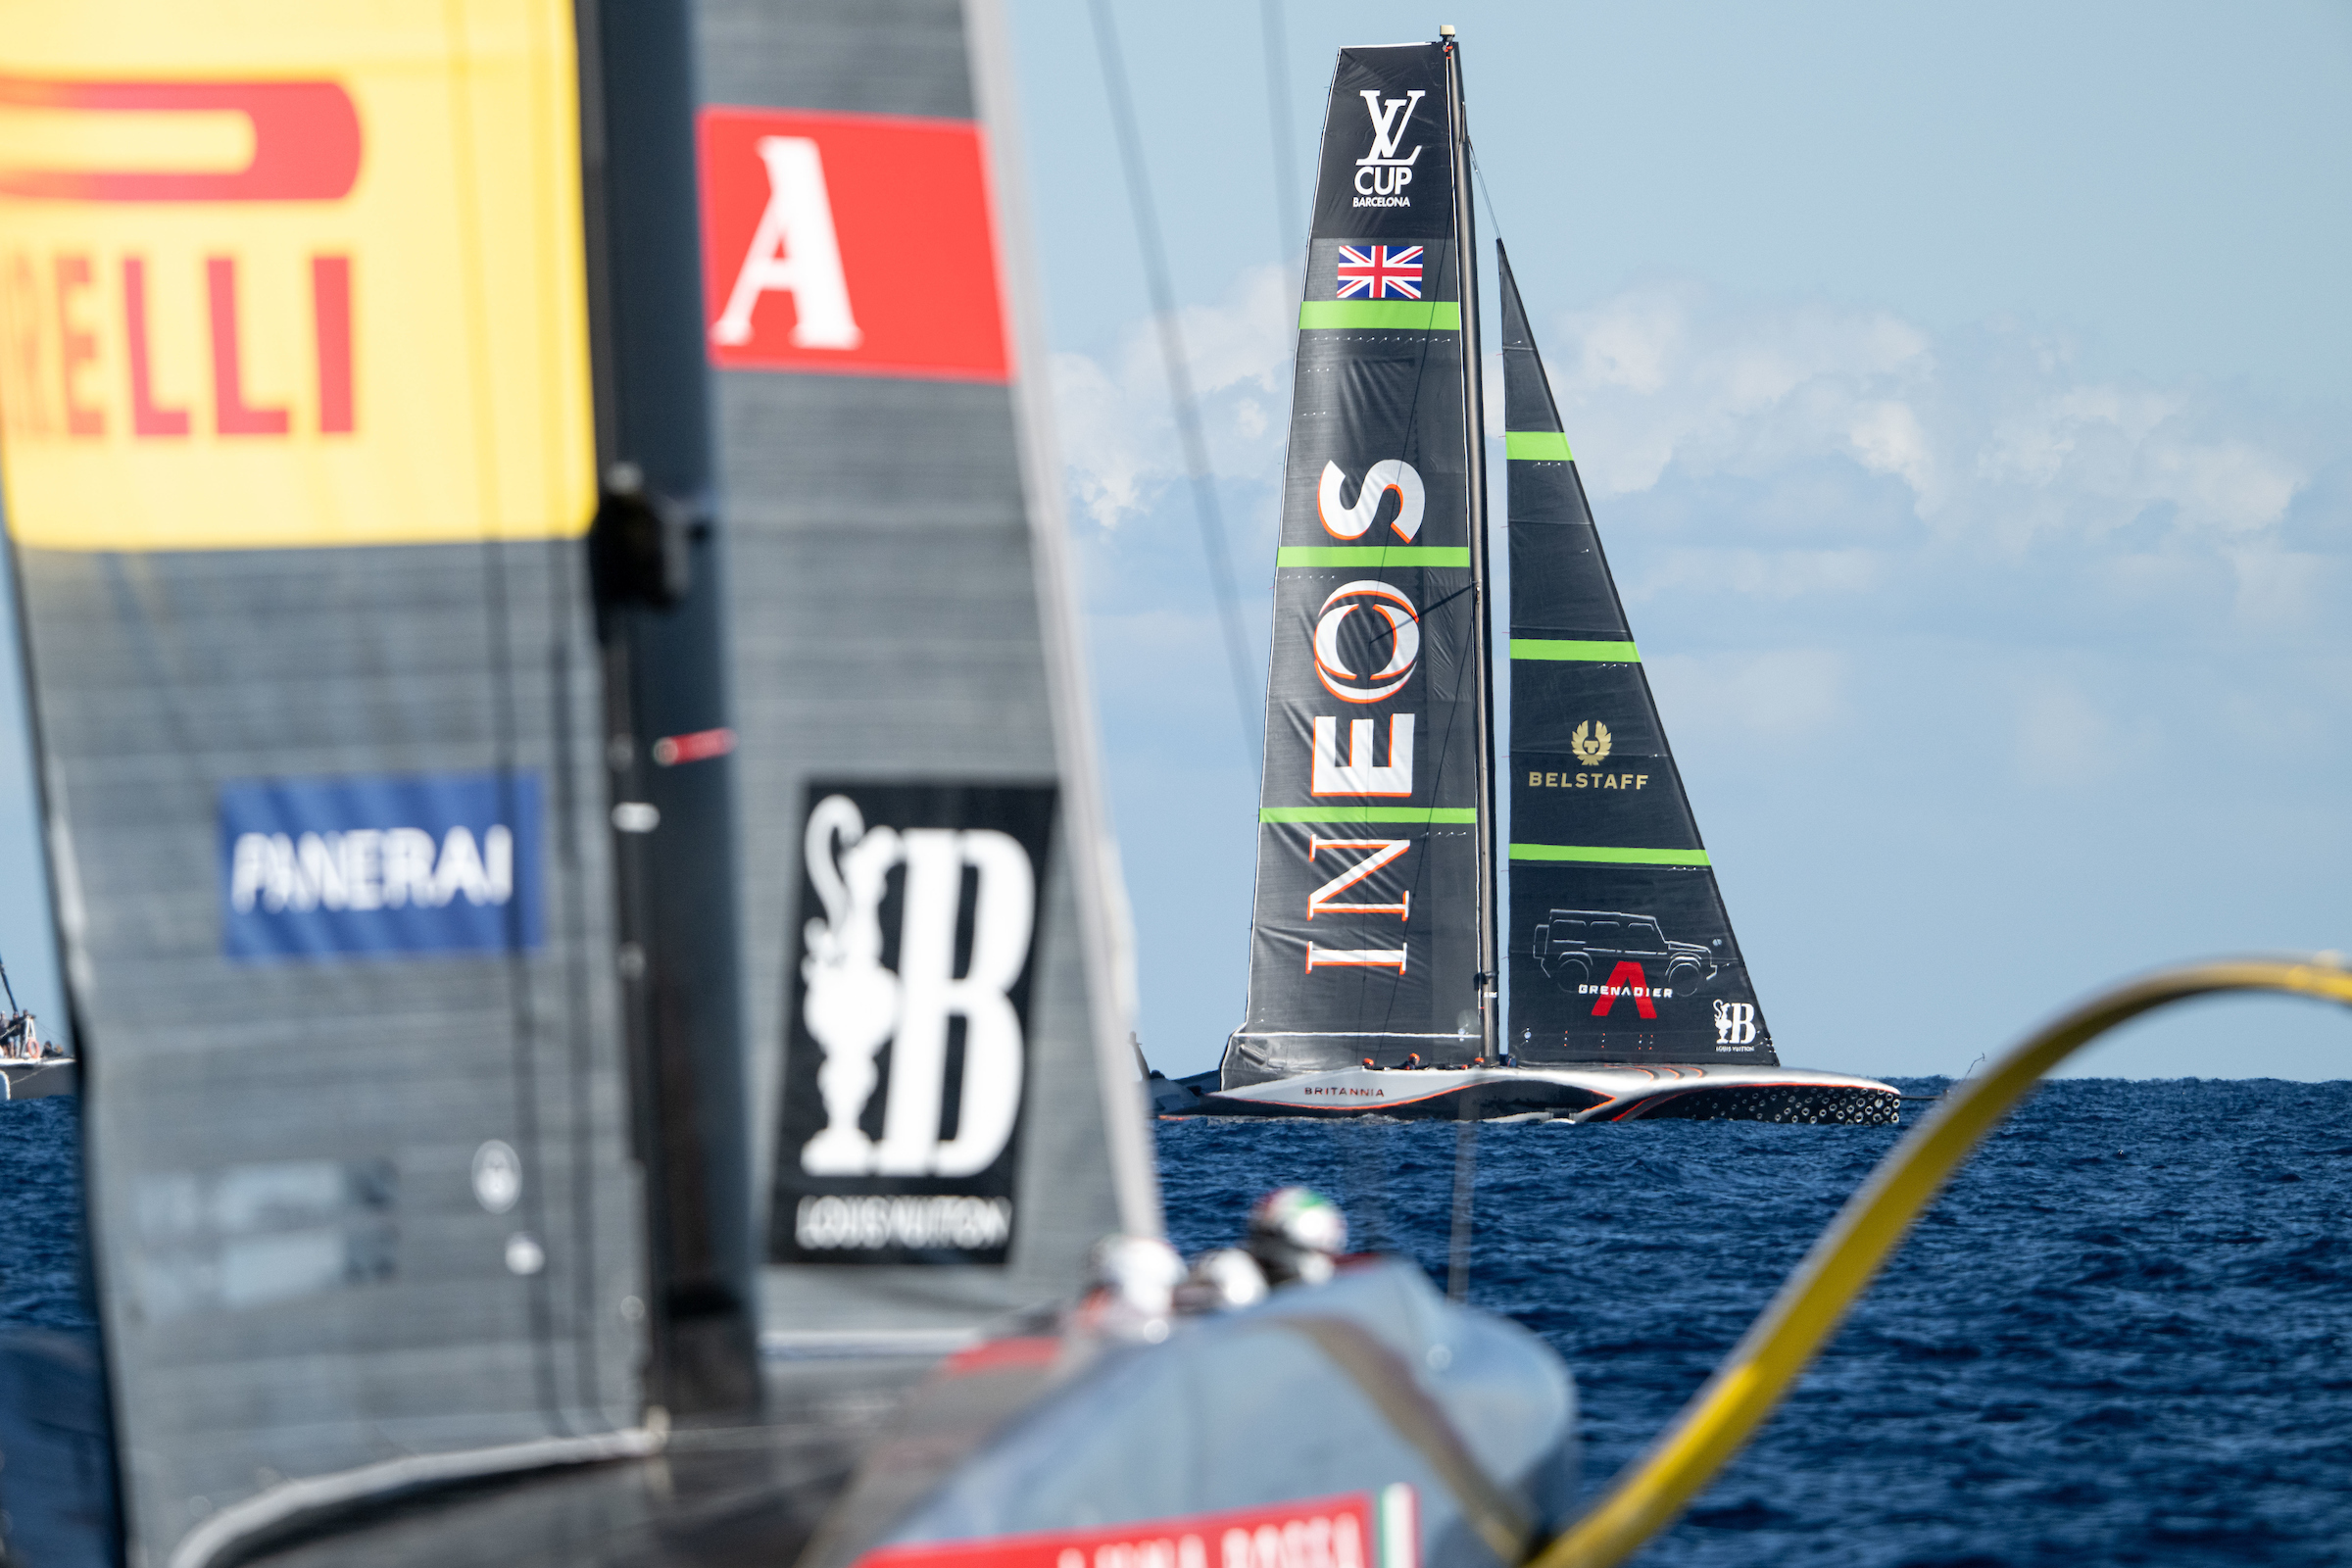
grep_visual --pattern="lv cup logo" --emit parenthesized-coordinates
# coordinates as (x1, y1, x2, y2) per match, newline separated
(777, 782, 1054, 1265)
(1354, 89, 1423, 203)
(1714, 1001, 1758, 1046)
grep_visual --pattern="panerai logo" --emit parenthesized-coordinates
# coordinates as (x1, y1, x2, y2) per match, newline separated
(219, 770, 541, 961)
(1353, 89, 1424, 206)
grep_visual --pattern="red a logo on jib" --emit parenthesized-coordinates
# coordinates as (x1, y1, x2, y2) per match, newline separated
(1590, 960, 1657, 1019)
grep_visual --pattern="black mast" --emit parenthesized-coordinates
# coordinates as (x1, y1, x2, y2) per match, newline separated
(1443, 30, 1497, 1062)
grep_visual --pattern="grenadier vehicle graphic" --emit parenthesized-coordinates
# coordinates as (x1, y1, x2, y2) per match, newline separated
(1532, 909, 1719, 996)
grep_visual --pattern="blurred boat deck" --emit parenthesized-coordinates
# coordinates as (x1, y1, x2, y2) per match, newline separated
(243, 1357, 935, 1568)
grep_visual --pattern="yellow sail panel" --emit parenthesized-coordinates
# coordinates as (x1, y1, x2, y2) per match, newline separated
(0, 0, 594, 551)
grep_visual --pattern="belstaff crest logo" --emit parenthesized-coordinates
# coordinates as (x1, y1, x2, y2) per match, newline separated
(1312, 580, 1421, 704)
(1571, 721, 1612, 767)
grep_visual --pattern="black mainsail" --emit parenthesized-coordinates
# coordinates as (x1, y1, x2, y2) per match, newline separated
(1499, 244, 1777, 1066)
(1224, 38, 1496, 1087)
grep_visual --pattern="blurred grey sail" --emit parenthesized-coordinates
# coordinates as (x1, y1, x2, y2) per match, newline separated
(688, 0, 1157, 1348)
(0, 4, 748, 1564)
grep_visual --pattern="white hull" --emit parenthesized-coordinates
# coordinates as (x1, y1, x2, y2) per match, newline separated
(1, 1058, 75, 1101)
(1200, 1061, 1900, 1125)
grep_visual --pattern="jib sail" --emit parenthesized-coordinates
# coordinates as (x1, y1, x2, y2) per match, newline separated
(1498, 243, 1777, 1066)
(0, 6, 677, 1564)
(1224, 37, 1497, 1088)
(691, 0, 1159, 1346)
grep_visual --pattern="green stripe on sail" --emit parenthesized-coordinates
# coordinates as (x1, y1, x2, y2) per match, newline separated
(1508, 844, 1712, 866)
(1509, 639, 1640, 662)
(1262, 808, 1480, 824)
(1278, 546, 1470, 568)
(1505, 430, 1574, 461)
(1298, 300, 1462, 331)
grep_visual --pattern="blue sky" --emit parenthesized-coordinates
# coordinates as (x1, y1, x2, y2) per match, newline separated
(0, 2, 2341, 1084)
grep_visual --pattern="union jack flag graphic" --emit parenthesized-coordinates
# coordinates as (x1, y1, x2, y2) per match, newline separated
(1334, 245, 1425, 300)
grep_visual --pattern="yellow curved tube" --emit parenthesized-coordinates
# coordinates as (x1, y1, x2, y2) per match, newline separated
(1527, 956, 2352, 1568)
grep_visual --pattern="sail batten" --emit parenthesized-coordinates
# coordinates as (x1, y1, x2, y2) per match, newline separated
(1499, 243, 1779, 1066)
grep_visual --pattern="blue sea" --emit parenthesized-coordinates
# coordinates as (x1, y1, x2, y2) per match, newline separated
(0, 1100, 84, 1332)
(1157, 1080, 2352, 1567)
(10, 1082, 2352, 1563)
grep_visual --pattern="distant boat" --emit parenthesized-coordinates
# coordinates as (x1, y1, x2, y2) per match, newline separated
(0, 1018, 72, 1102)
(1206, 46, 1896, 1125)
(0, 959, 70, 1101)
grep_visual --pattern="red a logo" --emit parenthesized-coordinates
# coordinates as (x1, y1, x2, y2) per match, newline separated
(1590, 960, 1657, 1020)
(696, 107, 1010, 382)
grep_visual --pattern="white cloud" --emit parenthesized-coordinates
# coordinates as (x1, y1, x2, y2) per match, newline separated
(1531, 284, 2316, 565)
(1645, 649, 1848, 740)
(2010, 675, 2158, 788)
(1051, 265, 1293, 528)
(1635, 548, 1887, 603)
(1054, 273, 2337, 634)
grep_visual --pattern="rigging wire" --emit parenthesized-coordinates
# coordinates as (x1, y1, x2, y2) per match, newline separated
(1259, 0, 1303, 266)
(1089, 0, 1260, 765)
(1442, 43, 1492, 1304)
(1526, 956, 2352, 1568)
(1467, 140, 1510, 246)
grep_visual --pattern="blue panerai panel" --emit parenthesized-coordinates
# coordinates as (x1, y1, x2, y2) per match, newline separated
(219, 771, 545, 960)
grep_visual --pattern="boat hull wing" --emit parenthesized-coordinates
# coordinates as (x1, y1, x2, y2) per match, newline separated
(1200, 1063, 1900, 1126)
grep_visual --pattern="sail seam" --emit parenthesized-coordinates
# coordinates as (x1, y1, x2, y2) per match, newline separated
(1508, 844, 1711, 865)
(1509, 639, 1640, 662)
(1504, 430, 1573, 460)
(1298, 300, 1461, 330)
(1277, 546, 1470, 567)
(1262, 807, 1478, 824)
